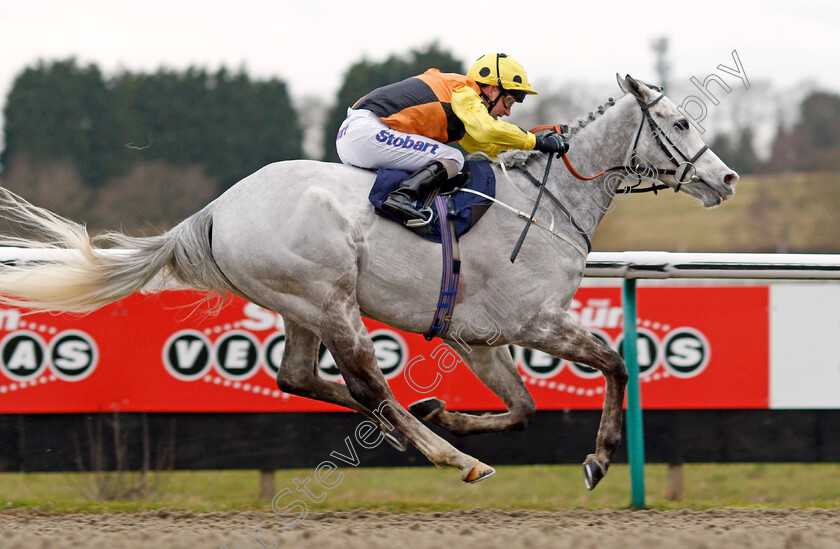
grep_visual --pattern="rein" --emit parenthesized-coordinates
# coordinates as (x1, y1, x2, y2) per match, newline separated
(529, 123, 671, 194)
(516, 167, 592, 254)
(510, 154, 553, 263)
(530, 124, 608, 181)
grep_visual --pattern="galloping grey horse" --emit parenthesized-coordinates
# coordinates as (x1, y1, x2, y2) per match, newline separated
(0, 75, 737, 488)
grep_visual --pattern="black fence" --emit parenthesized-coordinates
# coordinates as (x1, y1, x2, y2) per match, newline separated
(2, 409, 839, 473)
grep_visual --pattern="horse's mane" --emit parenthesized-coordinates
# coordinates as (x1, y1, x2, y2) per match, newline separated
(567, 95, 621, 138)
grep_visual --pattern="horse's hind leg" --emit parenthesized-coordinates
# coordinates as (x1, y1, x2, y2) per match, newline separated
(277, 319, 367, 412)
(320, 277, 493, 483)
(519, 308, 628, 490)
(410, 345, 536, 436)
(276, 319, 407, 450)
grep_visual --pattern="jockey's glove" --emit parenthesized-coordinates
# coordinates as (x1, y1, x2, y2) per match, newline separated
(534, 132, 569, 157)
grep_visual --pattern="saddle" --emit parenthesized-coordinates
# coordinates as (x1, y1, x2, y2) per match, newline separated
(368, 160, 496, 242)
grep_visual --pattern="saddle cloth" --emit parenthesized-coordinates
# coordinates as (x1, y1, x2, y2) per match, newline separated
(368, 160, 496, 242)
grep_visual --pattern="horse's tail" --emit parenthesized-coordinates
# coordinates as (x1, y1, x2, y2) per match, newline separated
(0, 187, 234, 313)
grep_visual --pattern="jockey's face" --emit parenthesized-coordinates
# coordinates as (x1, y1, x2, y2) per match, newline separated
(483, 86, 513, 119)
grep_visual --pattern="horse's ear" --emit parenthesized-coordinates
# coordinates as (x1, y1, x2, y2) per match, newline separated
(621, 74, 649, 102)
(616, 73, 627, 93)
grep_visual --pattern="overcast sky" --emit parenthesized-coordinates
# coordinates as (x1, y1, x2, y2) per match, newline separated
(1, 0, 838, 121)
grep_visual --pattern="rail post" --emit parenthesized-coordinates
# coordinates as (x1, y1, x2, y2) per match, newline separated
(622, 278, 646, 508)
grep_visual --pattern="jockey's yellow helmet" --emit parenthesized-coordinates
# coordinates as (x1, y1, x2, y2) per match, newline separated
(467, 53, 538, 101)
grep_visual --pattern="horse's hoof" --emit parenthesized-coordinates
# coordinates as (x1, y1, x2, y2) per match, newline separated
(409, 397, 445, 419)
(461, 461, 496, 484)
(583, 458, 605, 491)
(382, 430, 408, 453)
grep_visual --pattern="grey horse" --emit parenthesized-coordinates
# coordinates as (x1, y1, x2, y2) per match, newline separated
(0, 75, 737, 489)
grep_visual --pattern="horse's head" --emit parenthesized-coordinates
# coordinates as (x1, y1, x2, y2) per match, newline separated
(617, 74, 739, 207)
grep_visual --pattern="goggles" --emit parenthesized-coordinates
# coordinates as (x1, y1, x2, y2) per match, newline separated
(502, 89, 527, 108)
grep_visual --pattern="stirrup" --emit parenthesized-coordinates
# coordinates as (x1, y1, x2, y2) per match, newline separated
(405, 207, 434, 228)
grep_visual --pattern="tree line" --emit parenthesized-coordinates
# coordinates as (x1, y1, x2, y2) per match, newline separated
(1, 59, 303, 192)
(711, 89, 840, 175)
(0, 46, 462, 231)
(0, 46, 838, 232)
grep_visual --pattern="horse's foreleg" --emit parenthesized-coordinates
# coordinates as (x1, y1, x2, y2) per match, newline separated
(519, 308, 628, 490)
(410, 345, 536, 436)
(320, 285, 494, 483)
(275, 319, 407, 451)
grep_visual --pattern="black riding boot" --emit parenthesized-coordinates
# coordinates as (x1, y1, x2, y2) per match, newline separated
(381, 161, 449, 222)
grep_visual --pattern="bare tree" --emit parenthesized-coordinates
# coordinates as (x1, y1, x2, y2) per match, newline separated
(0, 155, 92, 221)
(94, 161, 218, 233)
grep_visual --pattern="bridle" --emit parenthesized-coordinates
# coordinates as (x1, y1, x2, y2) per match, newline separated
(510, 91, 711, 263)
(530, 91, 711, 194)
(624, 92, 710, 192)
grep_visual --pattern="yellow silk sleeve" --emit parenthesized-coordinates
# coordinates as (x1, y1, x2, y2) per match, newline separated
(450, 86, 536, 157)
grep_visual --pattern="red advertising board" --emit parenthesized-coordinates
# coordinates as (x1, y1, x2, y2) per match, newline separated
(0, 286, 769, 413)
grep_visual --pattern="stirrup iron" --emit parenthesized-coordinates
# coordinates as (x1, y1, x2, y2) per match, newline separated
(405, 207, 434, 227)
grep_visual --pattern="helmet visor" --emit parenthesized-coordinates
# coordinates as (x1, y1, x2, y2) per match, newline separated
(508, 89, 527, 103)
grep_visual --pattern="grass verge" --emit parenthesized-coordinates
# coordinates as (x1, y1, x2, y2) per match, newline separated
(594, 171, 840, 253)
(2, 463, 840, 513)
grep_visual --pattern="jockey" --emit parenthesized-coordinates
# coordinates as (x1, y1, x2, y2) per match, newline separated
(336, 52, 569, 223)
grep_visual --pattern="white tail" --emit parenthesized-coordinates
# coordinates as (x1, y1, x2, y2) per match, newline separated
(0, 187, 234, 312)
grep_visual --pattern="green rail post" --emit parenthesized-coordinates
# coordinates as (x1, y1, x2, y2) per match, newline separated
(622, 278, 646, 508)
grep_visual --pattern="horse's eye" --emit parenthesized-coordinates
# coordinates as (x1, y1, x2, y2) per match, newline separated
(674, 119, 690, 131)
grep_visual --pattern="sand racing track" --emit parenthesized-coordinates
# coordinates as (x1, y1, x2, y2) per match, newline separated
(2, 508, 840, 548)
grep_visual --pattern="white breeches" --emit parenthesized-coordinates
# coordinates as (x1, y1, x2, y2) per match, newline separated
(335, 108, 465, 173)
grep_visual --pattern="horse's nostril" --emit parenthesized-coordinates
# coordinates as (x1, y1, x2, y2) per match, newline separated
(724, 173, 739, 187)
